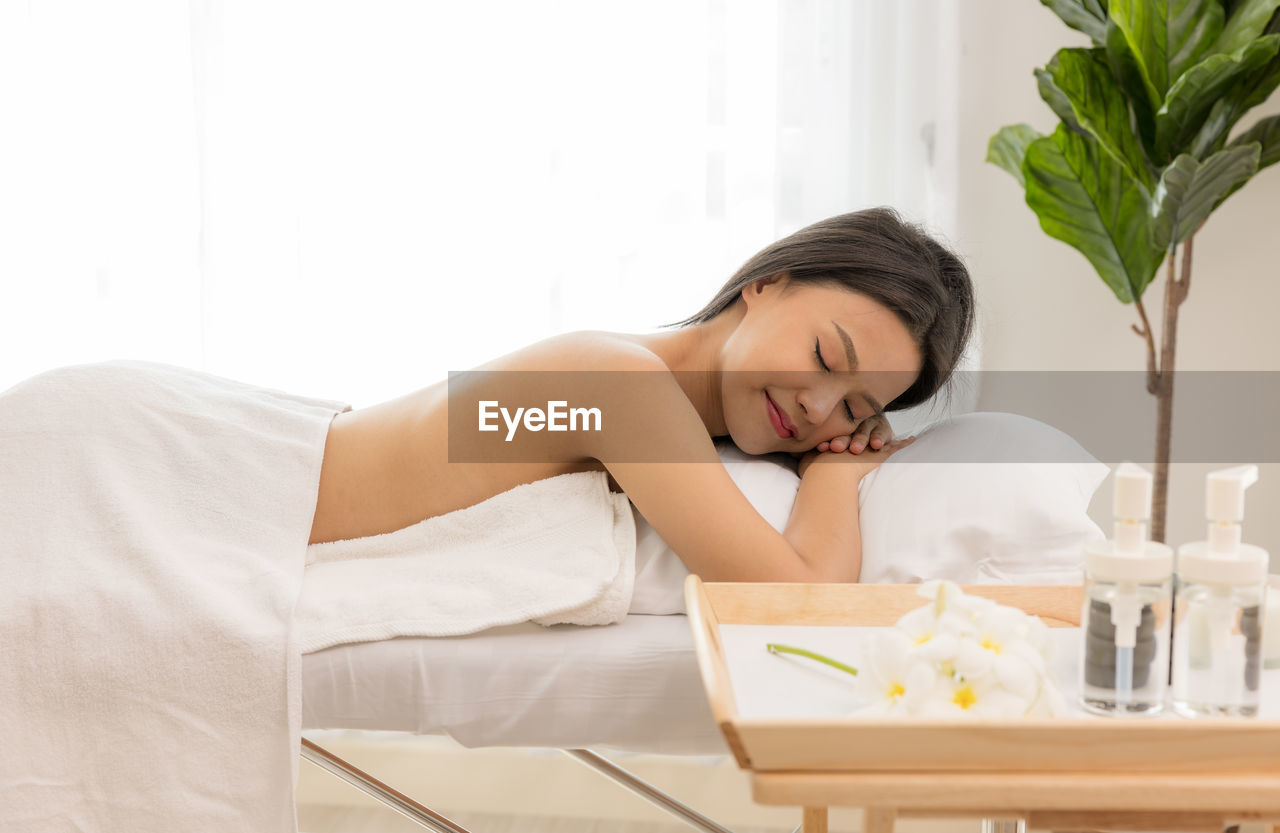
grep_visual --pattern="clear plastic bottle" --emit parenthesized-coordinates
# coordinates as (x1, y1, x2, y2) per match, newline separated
(1079, 463, 1173, 716)
(1171, 465, 1268, 718)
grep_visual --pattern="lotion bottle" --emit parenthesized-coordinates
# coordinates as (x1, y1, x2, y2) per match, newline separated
(1079, 463, 1174, 716)
(1171, 465, 1269, 717)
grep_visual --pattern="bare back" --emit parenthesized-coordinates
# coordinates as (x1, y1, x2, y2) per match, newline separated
(308, 333, 629, 545)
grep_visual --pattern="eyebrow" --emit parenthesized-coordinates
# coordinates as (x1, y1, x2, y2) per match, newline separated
(833, 321, 886, 420)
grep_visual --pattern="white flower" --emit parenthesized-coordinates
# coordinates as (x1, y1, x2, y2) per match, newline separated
(913, 673, 1033, 718)
(858, 582, 1066, 719)
(853, 628, 939, 716)
(765, 582, 1069, 720)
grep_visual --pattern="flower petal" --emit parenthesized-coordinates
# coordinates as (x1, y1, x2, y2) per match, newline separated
(992, 652, 1038, 699)
(897, 606, 937, 639)
(954, 638, 994, 679)
(872, 628, 913, 678)
(1005, 639, 1048, 674)
(971, 688, 1032, 718)
(900, 660, 941, 711)
(914, 632, 959, 663)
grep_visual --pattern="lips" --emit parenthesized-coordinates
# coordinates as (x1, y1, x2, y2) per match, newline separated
(765, 392, 796, 440)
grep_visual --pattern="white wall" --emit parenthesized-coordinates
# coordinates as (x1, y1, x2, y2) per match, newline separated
(956, 2, 1280, 561)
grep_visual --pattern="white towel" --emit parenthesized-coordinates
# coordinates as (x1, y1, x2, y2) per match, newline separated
(0, 361, 347, 833)
(295, 469, 636, 654)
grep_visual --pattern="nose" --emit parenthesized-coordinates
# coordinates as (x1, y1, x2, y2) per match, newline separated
(795, 385, 842, 424)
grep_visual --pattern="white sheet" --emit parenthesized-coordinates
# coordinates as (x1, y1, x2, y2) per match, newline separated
(296, 470, 636, 652)
(300, 614, 728, 755)
(0, 361, 347, 833)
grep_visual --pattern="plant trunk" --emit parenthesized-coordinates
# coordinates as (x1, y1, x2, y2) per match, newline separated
(1149, 236, 1194, 544)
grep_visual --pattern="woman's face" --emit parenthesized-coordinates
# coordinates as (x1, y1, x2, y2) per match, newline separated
(720, 275, 923, 455)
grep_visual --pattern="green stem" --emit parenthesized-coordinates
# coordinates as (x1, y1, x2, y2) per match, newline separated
(766, 643, 858, 677)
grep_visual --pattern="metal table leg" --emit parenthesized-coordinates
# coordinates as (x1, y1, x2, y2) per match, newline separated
(563, 748, 738, 833)
(301, 737, 475, 833)
(301, 737, 742, 833)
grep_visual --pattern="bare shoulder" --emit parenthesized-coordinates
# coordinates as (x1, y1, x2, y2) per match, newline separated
(487, 330, 668, 373)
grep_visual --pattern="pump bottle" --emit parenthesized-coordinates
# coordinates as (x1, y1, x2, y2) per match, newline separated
(1079, 463, 1174, 716)
(1171, 465, 1269, 717)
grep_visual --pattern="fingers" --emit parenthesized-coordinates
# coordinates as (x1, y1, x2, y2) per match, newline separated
(865, 417, 896, 450)
(818, 417, 908, 455)
(852, 433, 915, 455)
(825, 418, 879, 454)
(845, 419, 877, 453)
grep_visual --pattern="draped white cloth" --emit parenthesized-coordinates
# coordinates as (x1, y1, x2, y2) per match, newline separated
(0, 361, 346, 832)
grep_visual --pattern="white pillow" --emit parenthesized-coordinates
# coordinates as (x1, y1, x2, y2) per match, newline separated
(629, 411, 1110, 614)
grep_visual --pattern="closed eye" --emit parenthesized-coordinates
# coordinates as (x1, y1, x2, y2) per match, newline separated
(815, 339, 859, 423)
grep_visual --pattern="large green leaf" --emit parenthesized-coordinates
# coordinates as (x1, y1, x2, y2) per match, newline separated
(1105, 17, 1160, 154)
(986, 124, 1044, 188)
(1041, 0, 1111, 42)
(1189, 97, 1245, 158)
(1154, 34, 1280, 160)
(1107, 0, 1225, 106)
(1149, 144, 1261, 251)
(1106, 0, 1168, 108)
(1037, 47, 1155, 187)
(1186, 44, 1280, 156)
(1229, 113, 1280, 170)
(1212, 0, 1280, 54)
(1169, 0, 1228, 78)
(1216, 115, 1280, 201)
(1024, 124, 1160, 303)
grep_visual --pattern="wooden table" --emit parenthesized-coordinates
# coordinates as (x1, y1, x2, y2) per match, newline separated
(684, 578, 1280, 833)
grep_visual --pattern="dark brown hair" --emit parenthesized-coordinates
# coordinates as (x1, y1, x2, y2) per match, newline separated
(664, 206, 976, 413)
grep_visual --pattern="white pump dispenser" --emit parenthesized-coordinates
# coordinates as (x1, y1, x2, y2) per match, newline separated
(1172, 465, 1269, 717)
(1080, 463, 1174, 715)
(1177, 465, 1267, 585)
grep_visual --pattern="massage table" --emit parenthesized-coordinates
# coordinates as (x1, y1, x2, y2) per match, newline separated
(299, 613, 742, 833)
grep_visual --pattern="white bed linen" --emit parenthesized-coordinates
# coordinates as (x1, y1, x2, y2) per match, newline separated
(297, 470, 636, 652)
(301, 613, 728, 755)
(0, 361, 348, 833)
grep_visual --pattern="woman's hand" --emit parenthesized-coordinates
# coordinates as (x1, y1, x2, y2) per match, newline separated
(816, 414, 894, 455)
(788, 414, 913, 478)
(794, 431, 916, 479)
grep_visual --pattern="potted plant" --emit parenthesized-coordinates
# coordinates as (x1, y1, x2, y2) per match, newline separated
(987, 0, 1280, 542)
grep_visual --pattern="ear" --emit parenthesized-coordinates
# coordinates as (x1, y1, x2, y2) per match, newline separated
(740, 271, 790, 307)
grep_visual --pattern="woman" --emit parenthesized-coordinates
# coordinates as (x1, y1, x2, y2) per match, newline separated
(308, 206, 975, 583)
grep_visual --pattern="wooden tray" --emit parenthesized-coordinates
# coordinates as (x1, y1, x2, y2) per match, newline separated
(684, 576, 1280, 776)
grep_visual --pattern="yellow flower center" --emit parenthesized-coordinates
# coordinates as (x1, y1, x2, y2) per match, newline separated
(953, 685, 977, 710)
(981, 636, 1002, 654)
(914, 633, 933, 645)
(888, 682, 905, 701)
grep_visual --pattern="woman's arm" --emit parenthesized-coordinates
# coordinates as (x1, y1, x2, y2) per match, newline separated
(781, 444, 909, 581)
(580, 354, 909, 582)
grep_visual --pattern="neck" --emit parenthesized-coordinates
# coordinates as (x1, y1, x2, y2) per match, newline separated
(626, 303, 743, 439)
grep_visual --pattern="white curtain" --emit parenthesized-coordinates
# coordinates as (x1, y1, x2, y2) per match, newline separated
(0, 0, 962, 409)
